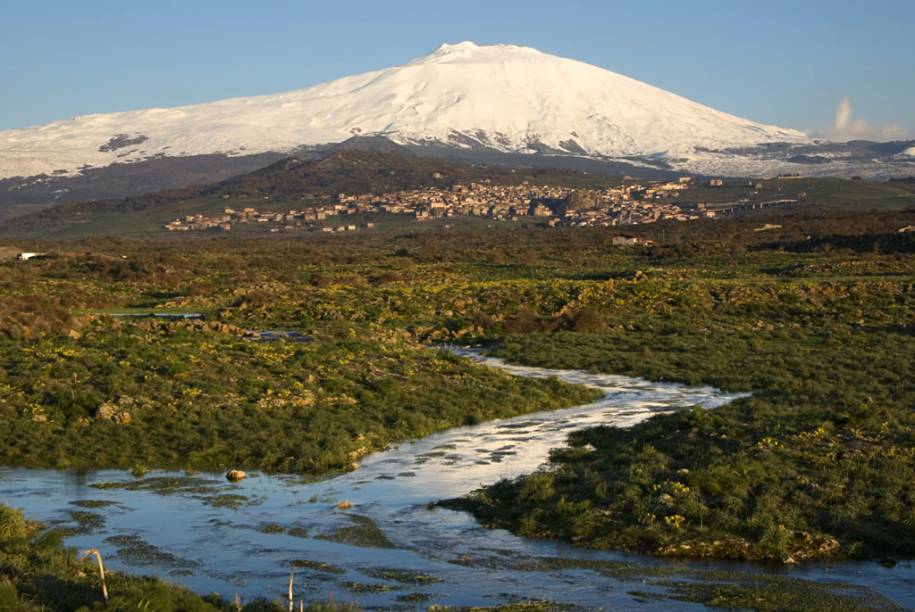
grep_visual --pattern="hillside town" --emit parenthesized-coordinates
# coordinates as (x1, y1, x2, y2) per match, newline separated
(162, 177, 765, 233)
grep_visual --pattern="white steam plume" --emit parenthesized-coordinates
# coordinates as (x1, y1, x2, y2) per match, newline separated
(826, 97, 909, 142)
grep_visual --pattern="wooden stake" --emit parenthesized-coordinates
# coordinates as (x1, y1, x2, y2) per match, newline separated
(81, 548, 108, 601)
(288, 569, 294, 611)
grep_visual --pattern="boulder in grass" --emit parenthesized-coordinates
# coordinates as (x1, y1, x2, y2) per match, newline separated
(95, 402, 118, 421)
(95, 402, 131, 425)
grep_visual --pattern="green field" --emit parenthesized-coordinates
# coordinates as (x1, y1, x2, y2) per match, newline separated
(450, 275, 915, 562)
(0, 214, 913, 609)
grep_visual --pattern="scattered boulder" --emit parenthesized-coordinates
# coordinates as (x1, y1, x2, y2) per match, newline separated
(95, 398, 133, 425)
(337, 500, 353, 510)
(292, 390, 316, 408)
(225, 469, 247, 482)
(347, 446, 369, 462)
(96, 402, 118, 421)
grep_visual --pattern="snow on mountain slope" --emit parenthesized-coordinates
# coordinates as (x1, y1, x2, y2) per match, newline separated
(0, 41, 812, 180)
(901, 146, 915, 158)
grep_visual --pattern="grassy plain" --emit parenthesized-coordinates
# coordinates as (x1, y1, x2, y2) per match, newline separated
(0, 212, 913, 609)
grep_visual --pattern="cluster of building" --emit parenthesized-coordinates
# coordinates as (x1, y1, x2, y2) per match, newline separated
(163, 176, 728, 233)
(163, 206, 375, 233)
(561, 179, 714, 227)
(341, 181, 572, 222)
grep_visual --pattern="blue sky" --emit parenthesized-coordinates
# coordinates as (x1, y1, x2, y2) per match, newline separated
(2, 0, 913, 138)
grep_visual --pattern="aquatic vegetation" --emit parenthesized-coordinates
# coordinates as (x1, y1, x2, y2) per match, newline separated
(205, 493, 255, 509)
(429, 601, 585, 611)
(62, 510, 105, 535)
(289, 559, 346, 574)
(316, 514, 395, 549)
(397, 592, 433, 602)
(646, 574, 907, 611)
(104, 534, 198, 569)
(445, 551, 671, 580)
(1, 502, 362, 610)
(443, 551, 901, 610)
(92, 476, 220, 495)
(69, 499, 119, 509)
(362, 567, 442, 584)
(0, 503, 233, 609)
(287, 526, 310, 539)
(341, 580, 394, 593)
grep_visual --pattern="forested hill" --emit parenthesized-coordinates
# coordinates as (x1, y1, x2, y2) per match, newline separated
(196, 150, 613, 200)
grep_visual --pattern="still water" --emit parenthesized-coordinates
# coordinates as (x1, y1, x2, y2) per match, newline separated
(1, 350, 912, 609)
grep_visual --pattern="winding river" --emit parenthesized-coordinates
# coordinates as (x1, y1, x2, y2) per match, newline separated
(1, 350, 912, 609)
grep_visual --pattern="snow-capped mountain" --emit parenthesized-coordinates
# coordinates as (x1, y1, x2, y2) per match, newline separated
(0, 41, 912, 201)
(0, 42, 810, 179)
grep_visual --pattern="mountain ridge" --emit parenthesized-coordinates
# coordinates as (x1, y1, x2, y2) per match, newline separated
(1, 41, 913, 209)
(0, 41, 810, 180)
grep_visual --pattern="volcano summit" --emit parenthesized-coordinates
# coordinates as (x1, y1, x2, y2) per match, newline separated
(1, 42, 912, 205)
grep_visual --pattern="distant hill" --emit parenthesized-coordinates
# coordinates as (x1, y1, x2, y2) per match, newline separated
(0, 150, 618, 238)
(0, 136, 678, 215)
(3, 150, 914, 240)
(200, 150, 490, 199)
(0, 152, 288, 220)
